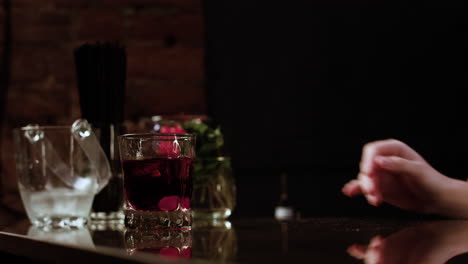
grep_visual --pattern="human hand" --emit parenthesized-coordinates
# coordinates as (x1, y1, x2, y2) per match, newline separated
(342, 139, 460, 215)
(347, 221, 468, 264)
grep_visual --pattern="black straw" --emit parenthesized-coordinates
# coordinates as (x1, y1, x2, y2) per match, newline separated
(74, 42, 126, 126)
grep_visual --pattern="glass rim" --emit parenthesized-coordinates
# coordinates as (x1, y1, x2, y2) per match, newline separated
(14, 125, 71, 132)
(14, 125, 103, 133)
(119, 133, 195, 140)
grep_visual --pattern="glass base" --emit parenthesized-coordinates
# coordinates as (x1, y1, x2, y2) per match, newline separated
(90, 210, 125, 221)
(31, 216, 89, 229)
(125, 209, 192, 230)
(192, 208, 232, 220)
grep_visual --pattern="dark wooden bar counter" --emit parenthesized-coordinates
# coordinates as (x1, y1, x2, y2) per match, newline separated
(3, 205, 468, 264)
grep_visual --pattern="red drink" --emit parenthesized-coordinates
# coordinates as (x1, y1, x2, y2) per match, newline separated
(122, 157, 194, 211)
(119, 133, 195, 229)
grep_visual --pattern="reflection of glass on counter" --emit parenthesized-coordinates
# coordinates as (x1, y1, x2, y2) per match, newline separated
(192, 220, 237, 262)
(27, 226, 95, 249)
(125, 229, 192, 260)
(90, 220, 125, 249)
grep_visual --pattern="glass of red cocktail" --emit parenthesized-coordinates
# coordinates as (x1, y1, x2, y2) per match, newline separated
(118, 133, 195, 229)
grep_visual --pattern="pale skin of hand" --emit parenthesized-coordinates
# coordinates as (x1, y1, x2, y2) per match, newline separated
(342, 139, 468, 219)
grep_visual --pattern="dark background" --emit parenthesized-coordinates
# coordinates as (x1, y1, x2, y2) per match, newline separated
(1, 1, 468, 220)
(204, 2, 468, 218)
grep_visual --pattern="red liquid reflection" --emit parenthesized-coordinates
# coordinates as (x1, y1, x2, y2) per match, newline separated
(135, 247, 192, 260)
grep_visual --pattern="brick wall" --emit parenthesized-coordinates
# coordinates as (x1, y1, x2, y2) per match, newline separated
(0, 0, 205, 213)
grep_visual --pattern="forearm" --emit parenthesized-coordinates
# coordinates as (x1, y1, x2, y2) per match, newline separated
(435, 178, 468, 219)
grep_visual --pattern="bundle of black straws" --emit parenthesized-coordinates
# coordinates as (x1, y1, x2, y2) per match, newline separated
(74, 42, 126, 218)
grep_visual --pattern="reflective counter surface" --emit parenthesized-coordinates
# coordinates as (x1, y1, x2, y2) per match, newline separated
(2, 205, 468, 264)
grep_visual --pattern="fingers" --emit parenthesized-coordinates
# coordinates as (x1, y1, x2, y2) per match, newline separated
(366, 235, 384, 264)
(342, 179, 363, 197)
(369, 235, 384, 249)
(359, 172, 383, 206)
(374, 155, 422, 177)
(347, 243, 367, 259)
(345, 139, 425, 208)
(360, 139, 424, 175)
(342, 175, 382, 206)
(347, 236, 385, 264)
